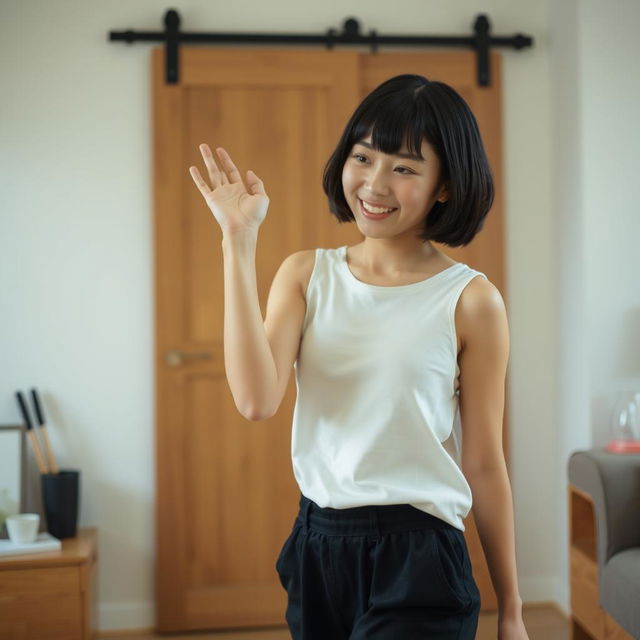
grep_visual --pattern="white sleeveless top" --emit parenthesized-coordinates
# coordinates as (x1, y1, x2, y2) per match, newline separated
(290, 245, 488, 531)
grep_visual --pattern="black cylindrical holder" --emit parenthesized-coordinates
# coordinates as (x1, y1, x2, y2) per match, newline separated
(41, 470, 80, 539)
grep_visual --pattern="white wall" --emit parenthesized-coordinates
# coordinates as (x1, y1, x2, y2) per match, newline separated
(549, 0, 640, 611)
(581, 0, 640, 437)
(2, 0, 637, 631)
(549, 0, 589, 611)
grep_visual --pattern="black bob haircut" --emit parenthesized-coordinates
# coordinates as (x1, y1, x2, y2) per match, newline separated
(322, 74, 494, 247)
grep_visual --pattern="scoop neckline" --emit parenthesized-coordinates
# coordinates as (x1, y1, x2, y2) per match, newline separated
(338, 245, 462, 291)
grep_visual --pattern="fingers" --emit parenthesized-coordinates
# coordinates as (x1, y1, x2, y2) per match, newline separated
(189, 165, 212, 198)
(190, 144, 260, 200)
(246, 169, 266, 196)
(198, 143, 225, 189)
(215, 147, 243, 185)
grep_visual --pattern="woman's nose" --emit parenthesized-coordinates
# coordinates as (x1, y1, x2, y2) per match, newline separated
(364, 166, 390, 195)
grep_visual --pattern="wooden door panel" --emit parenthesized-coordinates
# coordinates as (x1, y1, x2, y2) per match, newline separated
(154, 47, 360, 632)
(154, 47, 506, 631)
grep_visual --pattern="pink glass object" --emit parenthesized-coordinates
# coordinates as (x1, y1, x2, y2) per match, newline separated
(606, 391, 640, 453)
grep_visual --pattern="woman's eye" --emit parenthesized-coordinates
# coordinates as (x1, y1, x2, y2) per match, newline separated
(350, 154, 414, 175)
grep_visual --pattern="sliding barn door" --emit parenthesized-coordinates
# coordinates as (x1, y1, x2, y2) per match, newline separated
(153, 47, 505, 631)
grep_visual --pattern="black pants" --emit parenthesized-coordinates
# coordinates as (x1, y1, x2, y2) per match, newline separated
(275, 493, 481, 639)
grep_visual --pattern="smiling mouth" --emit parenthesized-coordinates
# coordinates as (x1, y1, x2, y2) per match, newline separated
(358, 198, 397, 218)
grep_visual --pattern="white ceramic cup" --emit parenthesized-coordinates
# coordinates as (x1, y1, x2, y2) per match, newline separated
(6, 513, 40, 544)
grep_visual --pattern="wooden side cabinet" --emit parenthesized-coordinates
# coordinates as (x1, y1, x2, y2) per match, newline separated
(0, 527, 97, 640)
(568, 485, 633, 640)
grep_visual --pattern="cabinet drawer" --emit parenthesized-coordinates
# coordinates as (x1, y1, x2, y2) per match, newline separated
(0, 528, 96, 639)
(0, 622, 28, 639)
(0, 566, 79, 596)
(570, 548, 604, 638)
(0, 592, 82, 639)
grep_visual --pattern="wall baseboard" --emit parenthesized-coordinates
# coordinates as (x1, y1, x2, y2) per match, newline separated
(518, 576, 569, 616)
(96, 629, 153, 638)
(97, 601, 155, 634)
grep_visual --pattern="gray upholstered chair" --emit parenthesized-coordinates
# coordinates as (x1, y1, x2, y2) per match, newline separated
(568, 449, 640, 639)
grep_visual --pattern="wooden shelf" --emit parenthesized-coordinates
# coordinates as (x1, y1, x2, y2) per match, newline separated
(568, 485, 633, 640)
(573, 537, 597, 561)
(0, 527, 97, 639)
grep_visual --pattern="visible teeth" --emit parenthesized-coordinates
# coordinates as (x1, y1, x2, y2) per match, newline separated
(361, 199, 395, 214)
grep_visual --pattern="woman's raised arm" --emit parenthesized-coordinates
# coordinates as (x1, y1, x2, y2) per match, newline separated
(189, 145, 306, 420)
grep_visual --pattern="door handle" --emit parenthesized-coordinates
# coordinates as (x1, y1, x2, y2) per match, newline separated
(164, 349, 215, 367)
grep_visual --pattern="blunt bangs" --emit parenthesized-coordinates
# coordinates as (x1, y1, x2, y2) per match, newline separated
(322, 74, 494, 247)
(348, 91, 436, 162)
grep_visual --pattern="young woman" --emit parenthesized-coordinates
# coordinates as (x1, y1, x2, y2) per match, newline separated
(189, 74, 529, 640)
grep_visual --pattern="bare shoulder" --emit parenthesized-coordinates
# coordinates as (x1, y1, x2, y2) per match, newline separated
(283, 249, 316, 298)
(455, 275, 509, 352)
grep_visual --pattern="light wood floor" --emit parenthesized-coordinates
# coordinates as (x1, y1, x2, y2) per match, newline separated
(98, 603, 569, 640)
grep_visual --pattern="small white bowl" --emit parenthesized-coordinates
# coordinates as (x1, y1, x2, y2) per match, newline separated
(6, 513, 40, 544)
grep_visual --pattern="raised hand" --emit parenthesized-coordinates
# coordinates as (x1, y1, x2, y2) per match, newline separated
(189, 144, 269, 234)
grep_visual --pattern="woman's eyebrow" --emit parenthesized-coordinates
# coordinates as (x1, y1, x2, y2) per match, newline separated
(355, 140, 425, 162)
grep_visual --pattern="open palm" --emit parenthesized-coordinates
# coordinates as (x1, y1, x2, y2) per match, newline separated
(189, 144, 269, 234)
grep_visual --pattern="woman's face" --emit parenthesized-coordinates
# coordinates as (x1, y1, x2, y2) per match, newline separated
(341, 134, 448, 238)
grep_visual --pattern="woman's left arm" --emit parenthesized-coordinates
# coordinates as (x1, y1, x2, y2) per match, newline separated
(455, 276, 529, 640)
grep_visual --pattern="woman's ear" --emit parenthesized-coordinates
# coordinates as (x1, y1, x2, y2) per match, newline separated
(437, 183, 449, 203)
